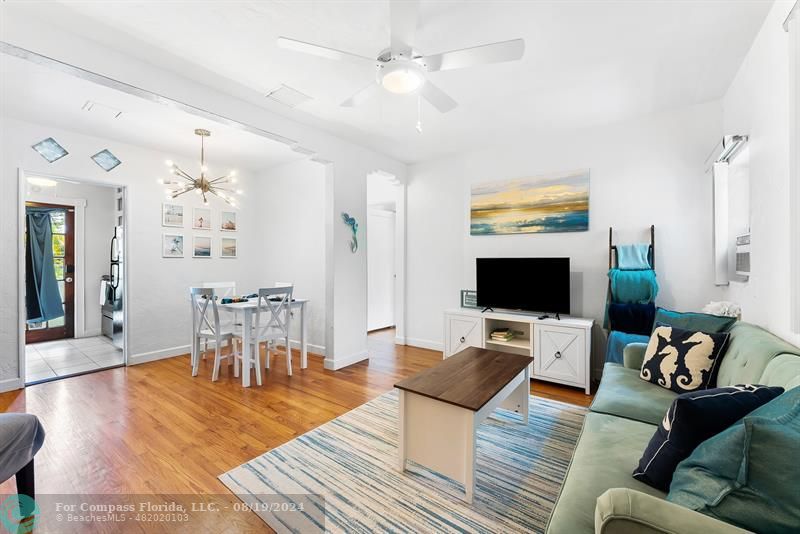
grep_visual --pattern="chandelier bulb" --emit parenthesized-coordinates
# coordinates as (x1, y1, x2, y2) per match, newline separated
(165, 160, 173, 167)
(235, 189, 243, 195)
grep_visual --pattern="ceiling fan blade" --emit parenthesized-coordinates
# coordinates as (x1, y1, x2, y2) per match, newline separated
(277, 37, 375, 65)
(420, 38, 525, 72)
(420, 81, 458, 113)
(341, 83, 380, 107)
(390, 0, 419, 57)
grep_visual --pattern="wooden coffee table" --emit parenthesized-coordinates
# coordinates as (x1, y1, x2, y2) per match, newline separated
(395, 347, 533, 503)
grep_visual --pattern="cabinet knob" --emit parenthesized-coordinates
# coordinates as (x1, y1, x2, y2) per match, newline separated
(554, 351, 562, 359)
(460, 336, 466, 343)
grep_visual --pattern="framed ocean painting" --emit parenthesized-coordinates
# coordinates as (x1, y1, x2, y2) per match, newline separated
(470, 170, 590, 235)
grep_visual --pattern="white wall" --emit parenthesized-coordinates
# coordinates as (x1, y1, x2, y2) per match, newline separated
(406, 102, 724, 374)
(255, 159, 327, 356)
(26, 181, 116, 337)
(1, 117, 264, 384)
(721, 0, 798, 346)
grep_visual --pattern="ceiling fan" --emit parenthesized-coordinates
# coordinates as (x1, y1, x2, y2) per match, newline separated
(277, 0, 525, 113)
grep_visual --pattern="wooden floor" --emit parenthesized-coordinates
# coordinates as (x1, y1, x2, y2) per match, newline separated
(0, 328, 592, 531)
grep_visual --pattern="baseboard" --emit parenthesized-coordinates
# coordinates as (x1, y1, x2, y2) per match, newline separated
(404, 337, 444, 352)
(128, 345, 189, 365)
(0, 376, 23, 393)
(287, 339, 325, 357)
(76, 329, 103, 339)
(324, 349, 368, 371)
(394, 336, 406, 345)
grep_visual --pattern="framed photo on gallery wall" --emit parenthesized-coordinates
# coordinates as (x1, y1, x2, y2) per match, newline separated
(220, 237, 237, 258)
(220, 210, 237, 231)
(193, 235, 212, 258)
(162, 203, 183, 227)
(192, 207, 212, 230)
(162, 233, 184, 258)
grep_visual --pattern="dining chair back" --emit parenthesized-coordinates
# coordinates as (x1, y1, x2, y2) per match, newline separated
(254, 286, 294, 375)
(189, 287, 237, 381)
(199, 281, 236, 297)
(196, 281, 239, 357)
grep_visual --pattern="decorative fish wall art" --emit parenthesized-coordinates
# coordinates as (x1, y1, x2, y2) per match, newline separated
(341, 212, 358, 253)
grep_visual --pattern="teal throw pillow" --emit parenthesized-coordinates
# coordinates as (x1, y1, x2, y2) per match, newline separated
(667, 387, 800, 533)
(654, 308, 736, 334)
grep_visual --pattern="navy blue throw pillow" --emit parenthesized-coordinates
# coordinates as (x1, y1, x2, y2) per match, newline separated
(633, 384, 784, 491)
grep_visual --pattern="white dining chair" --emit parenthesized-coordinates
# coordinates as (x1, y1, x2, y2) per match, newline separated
(190, 287, 238, 381)
(236, 286, 294, 378)
(197, 281, 238, 360)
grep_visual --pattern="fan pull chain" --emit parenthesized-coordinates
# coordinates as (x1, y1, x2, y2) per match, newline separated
(416, 95, 423, 133)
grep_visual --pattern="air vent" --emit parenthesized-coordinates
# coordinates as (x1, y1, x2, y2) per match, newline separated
(265, 84, 312, 108)
(82, 100, 123, 119)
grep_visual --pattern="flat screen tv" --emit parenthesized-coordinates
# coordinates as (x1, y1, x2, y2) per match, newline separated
(476, 257, 570, 315)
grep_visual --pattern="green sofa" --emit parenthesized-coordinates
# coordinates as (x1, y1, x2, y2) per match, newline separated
(545, 322, 800, 534)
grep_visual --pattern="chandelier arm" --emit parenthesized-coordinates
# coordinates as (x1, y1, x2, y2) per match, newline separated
(210, 176, 230, 184)
(214, 187, 236, 193)
(174, 168, 197, 182)
(170, 188, 194, 198)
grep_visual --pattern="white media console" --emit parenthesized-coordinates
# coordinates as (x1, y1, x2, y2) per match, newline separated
(444, 308, 594, 394)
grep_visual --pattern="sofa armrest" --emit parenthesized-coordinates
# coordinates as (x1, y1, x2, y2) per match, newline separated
(595, 488, 750, 534)
(622, 343, 648, 370)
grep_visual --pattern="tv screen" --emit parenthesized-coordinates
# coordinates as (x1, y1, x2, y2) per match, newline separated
(476, 257, 570, 314)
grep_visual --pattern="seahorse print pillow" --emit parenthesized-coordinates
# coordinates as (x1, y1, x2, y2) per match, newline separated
(639, 325, 730, 394)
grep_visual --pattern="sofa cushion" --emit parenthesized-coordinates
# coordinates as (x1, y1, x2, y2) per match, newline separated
(546, 412, 665, 534)
(716, 323, 800, 387)
(667, 387, 800, 533)
(591, 363, 677, 425)
(632, 384, 784, 491)
(653, 308, 737, 333)
(640, 325, 730, 394)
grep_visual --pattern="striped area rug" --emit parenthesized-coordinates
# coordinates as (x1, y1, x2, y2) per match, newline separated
(220, 390, 586, 533)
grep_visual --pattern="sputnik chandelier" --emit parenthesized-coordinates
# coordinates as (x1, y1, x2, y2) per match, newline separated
(159, 128, 241, 207)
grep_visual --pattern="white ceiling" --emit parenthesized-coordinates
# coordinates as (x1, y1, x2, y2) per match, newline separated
(0, 54, 302, 170)
(17, 1, 773, 164)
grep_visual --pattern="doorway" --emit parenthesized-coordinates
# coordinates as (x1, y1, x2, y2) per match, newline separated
(25, 202, 75, 343)
(366, 170, 404, 342)
(22, 174, 126, 384)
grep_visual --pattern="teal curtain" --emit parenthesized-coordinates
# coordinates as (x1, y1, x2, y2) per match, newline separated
(26, 209, 63, 324)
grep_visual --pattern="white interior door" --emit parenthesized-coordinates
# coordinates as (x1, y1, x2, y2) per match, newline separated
(368, 208, 395, 331)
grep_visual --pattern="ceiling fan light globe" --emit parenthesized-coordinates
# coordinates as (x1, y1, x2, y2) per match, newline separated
(379, 62, 425, 94)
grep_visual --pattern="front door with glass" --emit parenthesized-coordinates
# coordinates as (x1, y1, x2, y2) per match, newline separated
(25, 202, 75, 343)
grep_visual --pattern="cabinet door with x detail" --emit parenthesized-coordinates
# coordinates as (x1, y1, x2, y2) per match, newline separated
(535, 324, 586, 385)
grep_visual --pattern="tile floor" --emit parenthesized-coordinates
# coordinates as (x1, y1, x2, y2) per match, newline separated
(26, 335, 124, 383)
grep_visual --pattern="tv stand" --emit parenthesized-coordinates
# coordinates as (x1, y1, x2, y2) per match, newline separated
(443, 308, 593, 394)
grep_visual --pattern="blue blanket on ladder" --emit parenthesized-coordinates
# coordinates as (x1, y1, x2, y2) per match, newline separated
(608, 268, 659, 304)
(616, 244, 651, 270)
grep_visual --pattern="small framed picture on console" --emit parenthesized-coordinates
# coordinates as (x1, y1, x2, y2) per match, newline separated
(460, 290, 478, 308)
